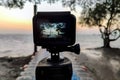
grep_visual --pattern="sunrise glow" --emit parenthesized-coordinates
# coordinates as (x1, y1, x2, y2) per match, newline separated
(0, 1, 83, 34)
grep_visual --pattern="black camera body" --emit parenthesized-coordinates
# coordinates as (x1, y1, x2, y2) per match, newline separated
(33, 12, 80, 80)
(33, 12, 76, 48)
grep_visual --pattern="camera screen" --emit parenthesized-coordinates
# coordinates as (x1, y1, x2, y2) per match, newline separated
(40, 22, 66, 38)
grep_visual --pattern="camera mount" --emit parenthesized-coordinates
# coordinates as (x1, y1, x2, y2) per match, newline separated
(46, 44, 80, 63)
(36, 44, 80, 80)
(33, 11, 80, 80)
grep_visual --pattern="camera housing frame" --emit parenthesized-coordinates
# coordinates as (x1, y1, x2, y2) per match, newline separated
(33, 12, 76, 48)
(33, 11, 80, 80)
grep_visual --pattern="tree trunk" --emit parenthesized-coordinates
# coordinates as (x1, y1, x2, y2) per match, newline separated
(103, 37, 110, 48)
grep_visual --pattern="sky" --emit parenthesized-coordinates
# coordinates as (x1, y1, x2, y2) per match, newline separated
(0, 1, 99, 34)
(0, 2, 32, 33)
(0, 2, 64, 33)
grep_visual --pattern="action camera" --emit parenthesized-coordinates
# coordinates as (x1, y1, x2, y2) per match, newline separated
(33, 12, 80, 80)
(33, 12, 76, 48)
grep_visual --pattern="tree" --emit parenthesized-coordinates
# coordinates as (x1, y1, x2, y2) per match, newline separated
(62, 0, 120, 48)
(0, 0, 25, 8)
(0, 0, 60, 8)
(0, 0, 104, 9)
(81, 0, 120, 48)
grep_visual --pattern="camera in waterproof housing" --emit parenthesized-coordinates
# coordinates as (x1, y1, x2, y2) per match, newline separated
(33, 12, 76, 49)
(33, 12, 80, 80)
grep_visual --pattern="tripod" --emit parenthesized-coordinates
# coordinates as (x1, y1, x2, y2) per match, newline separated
(36, 44, 80, 80)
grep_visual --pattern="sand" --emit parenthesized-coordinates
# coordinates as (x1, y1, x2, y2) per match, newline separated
(0, 55, 31, 80)
(76, 47, 120, 80)
(0, 48, 120, 80)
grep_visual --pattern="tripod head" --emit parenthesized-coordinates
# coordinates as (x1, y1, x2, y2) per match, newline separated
(46, 44, 80, 63)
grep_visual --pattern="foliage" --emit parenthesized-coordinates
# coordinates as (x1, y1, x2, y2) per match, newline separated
(82, 0, 120, 26)
(80, 0, 120, 47)
(0, 0, 25, 8)
(0, 0, 59, 8)
(0, 0, 105, 9)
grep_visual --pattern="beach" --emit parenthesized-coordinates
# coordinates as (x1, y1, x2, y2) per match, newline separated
(0, 55, 31, 80)
(78, 48, 120, 80)
(0, 33, 120, 80)
(0, 48, 120, 80)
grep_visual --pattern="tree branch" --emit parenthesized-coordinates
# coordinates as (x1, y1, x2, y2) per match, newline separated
(110, 35, 120, 41)
(110, 28, 120, 41)
(99, 25, 106, 39)
(99, 25, 106, 34)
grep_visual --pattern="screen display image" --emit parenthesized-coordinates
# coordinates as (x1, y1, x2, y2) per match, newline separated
(40, 23, 66, 38)
(33, 12, 76, 46)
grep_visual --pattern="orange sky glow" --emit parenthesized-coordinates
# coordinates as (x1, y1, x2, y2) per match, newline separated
(0, 2, 98, 34)
(0, 2, 33, 33)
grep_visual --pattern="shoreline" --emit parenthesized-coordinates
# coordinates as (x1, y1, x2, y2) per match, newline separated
(0, 47, 120, 80)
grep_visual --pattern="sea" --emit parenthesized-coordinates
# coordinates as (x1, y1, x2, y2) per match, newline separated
(0, 32, 120, 57)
